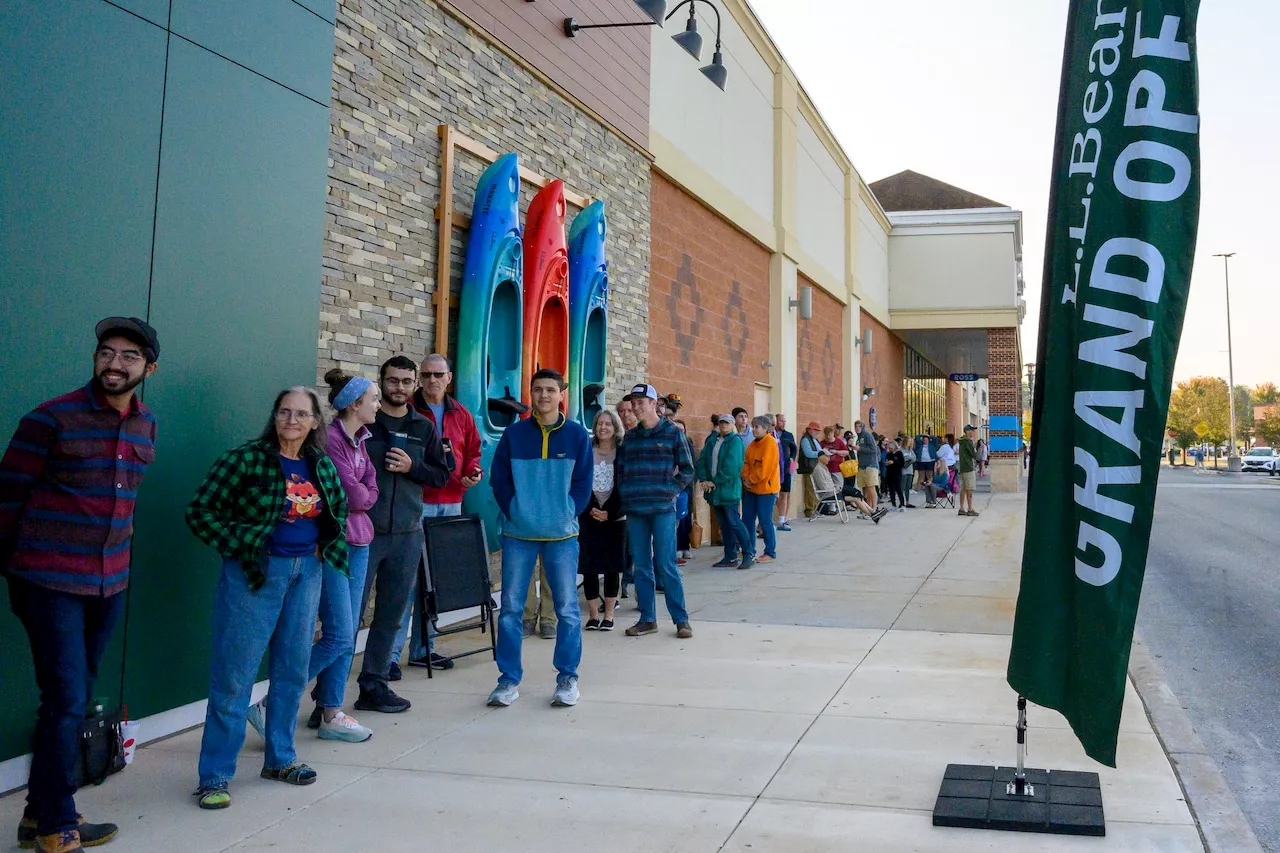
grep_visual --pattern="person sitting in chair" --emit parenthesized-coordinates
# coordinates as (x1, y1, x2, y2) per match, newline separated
(923, 459, 950, 508)
(815, 452, 885, 523)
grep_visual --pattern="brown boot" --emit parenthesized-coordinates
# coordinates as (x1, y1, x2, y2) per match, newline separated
(36, 829, 81, 853)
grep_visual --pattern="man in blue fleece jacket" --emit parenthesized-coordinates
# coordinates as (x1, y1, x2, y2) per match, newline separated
(619, 383, 696, 638)
(486, 369, 593, 708)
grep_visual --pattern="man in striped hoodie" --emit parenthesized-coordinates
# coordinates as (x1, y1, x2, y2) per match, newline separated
(486, 369, 593, 709)
(619, 384, 696, 639)
(2, 318, 160, 853)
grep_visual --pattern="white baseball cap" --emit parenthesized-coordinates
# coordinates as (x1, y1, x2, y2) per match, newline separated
(630, 383, 658, 399)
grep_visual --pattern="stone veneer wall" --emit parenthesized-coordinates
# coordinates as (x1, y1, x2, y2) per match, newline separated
(319, 0, 651, 395)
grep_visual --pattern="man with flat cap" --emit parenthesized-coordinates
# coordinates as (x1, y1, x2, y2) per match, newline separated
(1, 317, 160, 853)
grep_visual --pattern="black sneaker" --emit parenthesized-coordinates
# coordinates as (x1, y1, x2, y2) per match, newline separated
(388, 662, 402, 682)
(354, 683, 411, 714)
(18, 815, 118, 849)
(619, 587, 630, 599)
(599, 619, 615, 631)
(585, 618, 601, 630)
(306, 703, 323, 730)
(429, 652, 455, 670)
(625, 620, 658, 637)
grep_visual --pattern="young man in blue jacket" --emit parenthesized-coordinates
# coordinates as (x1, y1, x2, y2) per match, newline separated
(619, 384, 696, 638)
(487, 369, 593, 708)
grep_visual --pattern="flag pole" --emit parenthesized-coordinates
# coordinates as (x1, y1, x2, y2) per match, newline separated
(1011, 696, 1031, 797)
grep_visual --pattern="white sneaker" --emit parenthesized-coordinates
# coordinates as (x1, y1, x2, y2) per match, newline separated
(551, 677, 579, 707)
(487, 682, 520, 707)
(318, 711, 373, 743)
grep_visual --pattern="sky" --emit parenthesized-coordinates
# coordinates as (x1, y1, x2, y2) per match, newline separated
(747, 0, 1278, 389)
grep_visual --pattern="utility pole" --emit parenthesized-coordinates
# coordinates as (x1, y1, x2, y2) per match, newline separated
(1213, 252, 1240, 471)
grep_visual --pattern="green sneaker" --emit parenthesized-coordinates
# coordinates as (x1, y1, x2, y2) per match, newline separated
(195, 785, 231, 810)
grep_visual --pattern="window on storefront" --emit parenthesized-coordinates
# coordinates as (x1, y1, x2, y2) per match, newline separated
(903, 347, 947, 438)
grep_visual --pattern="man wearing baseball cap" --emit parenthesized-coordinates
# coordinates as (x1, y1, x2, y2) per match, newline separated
(957, 424, 980, 517)
(2, 317, 160, 852)
(617, 383, 695, 638)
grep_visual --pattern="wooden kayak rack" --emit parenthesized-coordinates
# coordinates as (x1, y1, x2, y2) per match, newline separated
(433, 123, 592, 354)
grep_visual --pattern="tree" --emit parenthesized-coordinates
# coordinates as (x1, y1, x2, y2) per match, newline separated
(1167, 377, 1230, 446)
(1175, 428, 1197, 465)
(1257, 409, 1280, 448)
(1253, 382, 1279, 406)
(1233, 384, 1254, 448)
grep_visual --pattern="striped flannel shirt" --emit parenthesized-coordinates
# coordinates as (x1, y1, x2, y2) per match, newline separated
(0, 383, 157, 597)
(617, 417, 694, 515)
(185, 439, 349, 589)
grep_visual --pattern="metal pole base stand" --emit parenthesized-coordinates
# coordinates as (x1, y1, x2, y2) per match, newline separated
(932, 764, 1105, 836)
(933, 697, 1104, 836)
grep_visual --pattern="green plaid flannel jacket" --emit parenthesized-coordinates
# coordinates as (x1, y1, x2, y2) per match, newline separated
(186, 439, 349, 589)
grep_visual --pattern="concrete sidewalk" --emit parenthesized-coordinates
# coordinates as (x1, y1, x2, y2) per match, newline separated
(1, 493, 1204, 851)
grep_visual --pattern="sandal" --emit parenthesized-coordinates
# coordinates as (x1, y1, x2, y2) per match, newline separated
(260, 762, 317, 786)
(195, 785, 231, 809)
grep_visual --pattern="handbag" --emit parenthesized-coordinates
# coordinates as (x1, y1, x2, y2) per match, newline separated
(839, 459, 859, 478)
(75, 706, 126, 787)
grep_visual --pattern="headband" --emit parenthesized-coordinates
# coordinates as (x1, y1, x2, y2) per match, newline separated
(333, 376, 373, 411)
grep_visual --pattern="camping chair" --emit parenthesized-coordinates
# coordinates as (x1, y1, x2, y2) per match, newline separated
(416, 514, 496, 677)
(808, 465, 849, 523)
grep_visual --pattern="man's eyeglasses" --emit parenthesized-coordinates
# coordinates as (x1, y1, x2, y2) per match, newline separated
(420, 371, 449, 380)
(95, 347, 144, 367)
(275, 409, 315, 422)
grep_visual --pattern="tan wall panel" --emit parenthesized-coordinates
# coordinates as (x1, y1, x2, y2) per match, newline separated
(795, 273, 844, 428)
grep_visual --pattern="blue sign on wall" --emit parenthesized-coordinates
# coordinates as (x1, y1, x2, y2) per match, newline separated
(990, 415, 1019, 432)
(869, 406, 877, 429)
(949, 373, 980, 382)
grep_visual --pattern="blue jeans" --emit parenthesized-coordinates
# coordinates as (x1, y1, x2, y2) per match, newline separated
(198, 554, 322, 788)
(392, 502, 462, 663)
(495, 536, 581, 685)
(309, 543, 370, 709)
(627, 511, 688, 625)
(713, 503, 751, 562)
(7, 578, 124, 835)
(742, 492, 778, 558)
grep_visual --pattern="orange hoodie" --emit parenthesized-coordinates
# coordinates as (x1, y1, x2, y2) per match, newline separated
(742, 433, 781, 495)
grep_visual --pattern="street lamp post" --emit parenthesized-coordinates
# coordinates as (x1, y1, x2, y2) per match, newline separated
(1213, 252, 1240, 471)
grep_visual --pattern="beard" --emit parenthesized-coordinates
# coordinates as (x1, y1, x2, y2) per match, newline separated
(93, 368, 145, 396)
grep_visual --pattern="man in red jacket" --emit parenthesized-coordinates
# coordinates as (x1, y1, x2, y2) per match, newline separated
(391, 353, 483, 673)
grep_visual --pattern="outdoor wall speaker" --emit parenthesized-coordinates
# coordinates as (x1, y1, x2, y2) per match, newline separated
(798, 284, 812, 320)
(862, 328, 872, 354)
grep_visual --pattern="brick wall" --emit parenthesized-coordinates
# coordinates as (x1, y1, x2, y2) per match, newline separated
(859, 309, 904, 435)
(320, 0, 651, 396)
(987, 326, 1021, 457)
(796, 274, 844, 428)
(649, 174, 771, 451)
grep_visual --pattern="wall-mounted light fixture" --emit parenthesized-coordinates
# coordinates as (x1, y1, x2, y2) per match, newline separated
(761, 360, 774, 368)
(861, 387, 876, 401)
(563, 0, 728, 90)
(852, 328, 872, 354)
(788, 284, 813, 319)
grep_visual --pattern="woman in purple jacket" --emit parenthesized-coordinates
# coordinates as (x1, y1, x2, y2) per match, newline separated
(309, 369, 381, 741)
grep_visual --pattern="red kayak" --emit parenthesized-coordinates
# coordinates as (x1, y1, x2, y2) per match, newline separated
(520, 180, 570, 412)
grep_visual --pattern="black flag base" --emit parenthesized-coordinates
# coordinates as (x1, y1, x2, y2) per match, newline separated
(933, 698, 1104, 835)
(932, 763, 1105, 836)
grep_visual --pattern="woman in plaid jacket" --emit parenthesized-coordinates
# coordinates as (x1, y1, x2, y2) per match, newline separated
(185, 387, 348, 811)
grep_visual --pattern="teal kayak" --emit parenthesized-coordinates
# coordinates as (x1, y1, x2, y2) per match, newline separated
(567, 200, 609, 427)
(456, 153, 524, 550)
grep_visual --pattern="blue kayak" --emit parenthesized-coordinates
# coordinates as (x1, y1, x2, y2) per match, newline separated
(456, 153, 525, 551)
(566, 201, 608, 428)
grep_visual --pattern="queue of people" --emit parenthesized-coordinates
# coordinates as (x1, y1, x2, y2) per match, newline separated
(1, 317, 985, 850)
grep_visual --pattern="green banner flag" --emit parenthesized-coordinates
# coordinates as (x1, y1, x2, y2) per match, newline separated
(1007, 0, 1201, 767)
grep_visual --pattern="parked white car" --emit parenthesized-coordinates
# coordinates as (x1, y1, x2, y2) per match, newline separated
(1241, 446, 1279, 474)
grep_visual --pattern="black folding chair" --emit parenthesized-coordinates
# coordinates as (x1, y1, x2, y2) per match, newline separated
(417, 514, 496, 677)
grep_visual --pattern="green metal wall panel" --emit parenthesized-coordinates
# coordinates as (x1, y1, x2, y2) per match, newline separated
(111, 0, 171, 27)
(0, 0, 166, 763)
(169, 0, 336, 103)
(122, 37, 332, 718)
